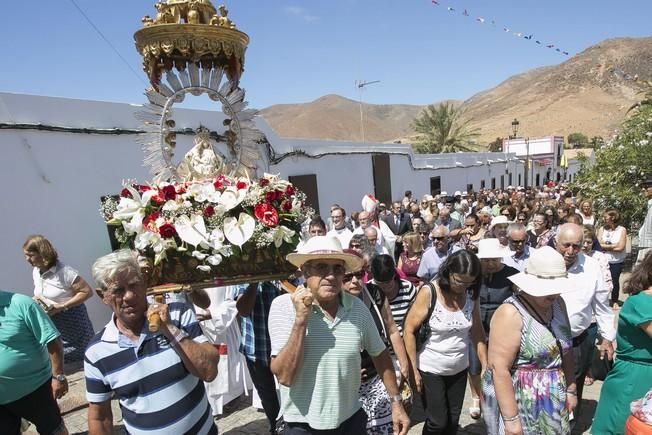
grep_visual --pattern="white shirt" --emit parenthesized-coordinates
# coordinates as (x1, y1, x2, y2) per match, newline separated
(502, 245, 530, 273)
(327, 227, 353, 249)
(32, 261, 79, 304)
(561, 253, 616, 341)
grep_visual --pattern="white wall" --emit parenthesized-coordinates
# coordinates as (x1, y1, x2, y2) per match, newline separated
(1, 92, 584, 331)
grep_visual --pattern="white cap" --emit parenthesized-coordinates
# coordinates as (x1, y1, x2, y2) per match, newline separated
(454, 190, 462, 196)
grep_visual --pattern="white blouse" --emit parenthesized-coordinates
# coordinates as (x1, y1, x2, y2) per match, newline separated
(32, 262, 79, 304)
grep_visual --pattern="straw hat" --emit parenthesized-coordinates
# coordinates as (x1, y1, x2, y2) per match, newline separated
(508, 246, 574, 296)
(286, 236, 363, 272)
(477, 238, 509, 259)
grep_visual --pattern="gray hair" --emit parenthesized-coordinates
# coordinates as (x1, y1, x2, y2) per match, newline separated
(507, 223, 526, 237)
(431, 225, 450, 237)
(92, 249, 142, 290)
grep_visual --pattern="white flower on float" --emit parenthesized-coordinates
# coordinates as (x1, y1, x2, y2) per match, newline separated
(219, 186, 247, 210)
(121, 210, 145, 235)
(209, 228, 225, 250)
(223, 212, 255, 247)
(196, 265, 212, 272)
(162, 200, 181, 211)
(272, 226, 296, 248)
(174, 214, 209, 247)
(207, 254, 222, 266)
(192, 250, 208, 260)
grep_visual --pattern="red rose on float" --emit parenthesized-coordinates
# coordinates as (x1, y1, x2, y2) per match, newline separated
(120, 188, 132, 198)
(259, 178, 270, 187)
(265, 191, 276, 203)
(282, 200, 293, 211)
(213, 179, 224, 190)
(203, 206, 215, 217)
(151, 194, 165, 205)
(285, 185, 295, 196)
(236, 181, 248, 190)
(254, 203, 279, 227)
(161, 185, 176, 200)
(176, 185, 186, 194)
(137, 185, 151, 193)
(142, 212, 160, 227)
(159, 223, 177, 239)
(275, 190, 284, 200)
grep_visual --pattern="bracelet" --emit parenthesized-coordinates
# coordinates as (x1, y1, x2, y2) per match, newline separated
(566, 390, 577, 396)
(502, 414, 520, 422)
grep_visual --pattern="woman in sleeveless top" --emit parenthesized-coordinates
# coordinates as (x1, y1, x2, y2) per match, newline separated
(482, 246, 576, 435)
(597, 208, 628, 307)
(403, 250, 487, 434)
(397, 232, 423, 287)
(23, 235, 95, 363)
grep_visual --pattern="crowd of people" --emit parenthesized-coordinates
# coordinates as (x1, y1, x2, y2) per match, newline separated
(2, 178, 652, 435)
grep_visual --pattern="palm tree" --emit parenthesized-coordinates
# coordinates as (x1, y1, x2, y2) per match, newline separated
(411, 102, 481, 153)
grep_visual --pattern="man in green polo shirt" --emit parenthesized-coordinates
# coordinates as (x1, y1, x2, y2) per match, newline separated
(0, 290, 69, 434)
(269, 236, 410, 434)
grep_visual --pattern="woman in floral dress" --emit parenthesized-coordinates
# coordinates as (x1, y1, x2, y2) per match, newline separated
(482, 246, 577, 435)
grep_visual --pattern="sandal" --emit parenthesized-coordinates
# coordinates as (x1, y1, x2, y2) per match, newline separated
(469, 398, 481, 419)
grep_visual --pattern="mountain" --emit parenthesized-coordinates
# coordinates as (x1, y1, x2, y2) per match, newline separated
(260, 36, 652, 145)
(260, 94, 428, 142)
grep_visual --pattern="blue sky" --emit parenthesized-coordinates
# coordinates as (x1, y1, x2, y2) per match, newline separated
(2, 1, 650, 109)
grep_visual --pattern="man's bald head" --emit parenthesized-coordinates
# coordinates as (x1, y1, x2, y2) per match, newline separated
(556, 223, 584, 267)
(358, 211, 370, 229)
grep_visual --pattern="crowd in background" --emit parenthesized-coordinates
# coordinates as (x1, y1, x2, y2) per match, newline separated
(2, 178, 652, 435)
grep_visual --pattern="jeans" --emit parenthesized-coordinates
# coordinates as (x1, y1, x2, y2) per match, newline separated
(246, 359, 281, 434)
(609, 261, 625, 304)
(420, 369, 468, 435)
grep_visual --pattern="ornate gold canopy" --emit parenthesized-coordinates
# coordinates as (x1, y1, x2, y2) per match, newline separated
(134, 1, 249, 89)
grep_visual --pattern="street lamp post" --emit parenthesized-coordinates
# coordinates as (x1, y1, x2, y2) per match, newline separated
(511, 118, 530, 189)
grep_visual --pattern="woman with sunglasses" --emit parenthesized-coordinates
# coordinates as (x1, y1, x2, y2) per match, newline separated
(342, 250, 410, 434)
(404, 250, 487, 434)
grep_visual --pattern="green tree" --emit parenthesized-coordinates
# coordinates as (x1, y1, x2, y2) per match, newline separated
(567, 132, 589, 148)
(572, 102, 652, 229)
(411, 102, 480, 153)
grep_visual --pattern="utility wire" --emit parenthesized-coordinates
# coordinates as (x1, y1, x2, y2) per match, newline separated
(68, 0, 148, 86)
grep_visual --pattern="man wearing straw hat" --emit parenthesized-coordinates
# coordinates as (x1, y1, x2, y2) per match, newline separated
(268, 236, 410, 434)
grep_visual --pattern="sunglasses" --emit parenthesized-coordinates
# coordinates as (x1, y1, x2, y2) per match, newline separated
(509, 239, 526, 245)
(349, 243, 361, 249)
(305, 263, 346, 276)
(343, 270, 366, 283)
(431, 236, 447, 241)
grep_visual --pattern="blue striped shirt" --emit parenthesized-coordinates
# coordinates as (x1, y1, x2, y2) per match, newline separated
(84, 302, 217, 435)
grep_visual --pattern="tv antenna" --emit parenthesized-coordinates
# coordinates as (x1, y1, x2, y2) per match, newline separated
(355, 80, 380, 142)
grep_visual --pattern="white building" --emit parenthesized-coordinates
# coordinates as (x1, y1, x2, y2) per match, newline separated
(0, 92, 584, 328)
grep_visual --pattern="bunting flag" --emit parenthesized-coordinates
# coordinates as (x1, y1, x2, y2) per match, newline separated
(429, 0, 571, 56)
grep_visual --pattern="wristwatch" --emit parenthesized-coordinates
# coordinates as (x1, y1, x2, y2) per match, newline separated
(388, 394, 403, 403)
(53, 374, 67, 382)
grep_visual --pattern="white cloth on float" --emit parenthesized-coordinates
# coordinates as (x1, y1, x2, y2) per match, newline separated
(195, 286, 257, 415)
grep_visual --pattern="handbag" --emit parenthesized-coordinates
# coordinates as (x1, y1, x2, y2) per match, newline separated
(590, 350, 614, 381)
(404, 282, 436, 352)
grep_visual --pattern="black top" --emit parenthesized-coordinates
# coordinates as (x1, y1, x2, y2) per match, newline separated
(479, 264, 520, 331)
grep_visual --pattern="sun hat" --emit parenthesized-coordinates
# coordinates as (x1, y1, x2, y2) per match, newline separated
(508, 246, 574, 296)
(479, 206, 492, 215)
(454, 190, 462, 197)
(489, 215, 511, 230)
(477, 238, 509, 259)
(440, 191, 448, 196)
(286, 236, 363, 272)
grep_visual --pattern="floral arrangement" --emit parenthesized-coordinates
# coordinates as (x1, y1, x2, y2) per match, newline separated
(100, 173, 312, 282)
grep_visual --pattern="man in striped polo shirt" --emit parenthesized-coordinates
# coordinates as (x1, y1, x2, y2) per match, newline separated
(84, 250, 220, 434)
(269, 236, 410, 434)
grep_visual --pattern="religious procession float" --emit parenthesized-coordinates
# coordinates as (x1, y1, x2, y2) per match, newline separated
(101, 1, 310, 302)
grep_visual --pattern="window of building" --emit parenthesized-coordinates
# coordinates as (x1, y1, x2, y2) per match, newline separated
(480, 179, 486, 189)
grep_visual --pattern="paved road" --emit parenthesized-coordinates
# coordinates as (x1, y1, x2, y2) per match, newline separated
(26, 370, 601, 434)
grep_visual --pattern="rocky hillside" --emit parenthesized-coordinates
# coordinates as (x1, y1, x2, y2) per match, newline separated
(260, 36, 652, 146)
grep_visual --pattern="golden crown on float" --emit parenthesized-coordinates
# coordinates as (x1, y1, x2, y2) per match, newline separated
(100, 1, 308, 297)
(135, 1, 249, 90)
